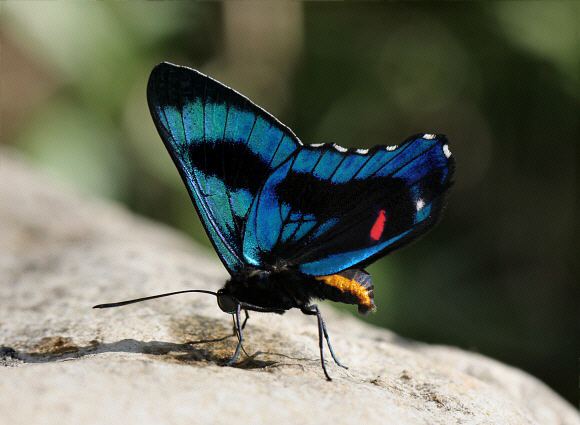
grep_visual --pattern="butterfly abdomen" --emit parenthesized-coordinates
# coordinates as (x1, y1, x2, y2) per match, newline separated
(314, 270, 376, 314)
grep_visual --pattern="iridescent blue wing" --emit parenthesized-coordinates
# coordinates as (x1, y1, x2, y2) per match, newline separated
(242, 134, 454, 276)
(147, 62, 299, 274)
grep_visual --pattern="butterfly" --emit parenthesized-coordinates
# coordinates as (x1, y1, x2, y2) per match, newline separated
(94, 62, 455, 380)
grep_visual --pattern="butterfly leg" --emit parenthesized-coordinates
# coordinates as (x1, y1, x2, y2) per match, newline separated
(301, 304, 333, 381)
(231, 309, 249, 335)
(302, 305, 347, 372)
(241, 309, 250, 330)
(316, 307, 348, 370)
(225, 304, 244, 366)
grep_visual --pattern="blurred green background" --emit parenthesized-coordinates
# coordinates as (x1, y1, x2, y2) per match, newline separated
(1, 2, 578, 403)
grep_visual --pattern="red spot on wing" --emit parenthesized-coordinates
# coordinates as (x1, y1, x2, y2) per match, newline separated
(370, 209, 387, 241)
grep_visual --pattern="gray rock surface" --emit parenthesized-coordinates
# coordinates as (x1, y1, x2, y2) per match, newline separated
(1, 149, 578, 425)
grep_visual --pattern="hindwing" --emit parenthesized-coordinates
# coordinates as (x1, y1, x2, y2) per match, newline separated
(242, 135, 454, 276)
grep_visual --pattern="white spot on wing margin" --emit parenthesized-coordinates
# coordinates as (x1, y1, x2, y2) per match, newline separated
(416, 198, 425, 211)
(443, 144, 452, 158)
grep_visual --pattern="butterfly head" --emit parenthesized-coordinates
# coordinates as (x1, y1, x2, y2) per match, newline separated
(216, 288, 237, 313)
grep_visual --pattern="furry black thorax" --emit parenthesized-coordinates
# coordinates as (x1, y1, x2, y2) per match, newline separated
(222, 267, 320, 313)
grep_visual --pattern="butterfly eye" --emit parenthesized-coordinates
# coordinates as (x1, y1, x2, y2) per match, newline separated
(217, 291, 237, 313)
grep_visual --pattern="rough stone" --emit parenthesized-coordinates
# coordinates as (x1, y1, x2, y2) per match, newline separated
(1, 149, 578, 425)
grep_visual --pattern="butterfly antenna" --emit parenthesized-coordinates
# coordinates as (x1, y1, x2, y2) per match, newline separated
(93, 289, 218, 309)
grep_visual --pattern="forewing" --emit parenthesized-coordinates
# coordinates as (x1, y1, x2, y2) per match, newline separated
(242, 135, 454, 275)
(147, 62, 299, 274)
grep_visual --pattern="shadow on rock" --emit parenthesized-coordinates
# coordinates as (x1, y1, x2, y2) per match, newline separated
(1, 316, 310, 372)
(1, 337, 229, 364)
